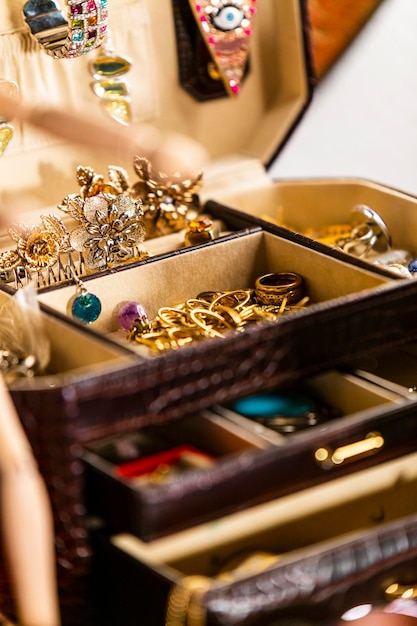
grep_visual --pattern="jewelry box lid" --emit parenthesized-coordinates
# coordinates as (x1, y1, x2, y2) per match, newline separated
(0, 0, 314, 209)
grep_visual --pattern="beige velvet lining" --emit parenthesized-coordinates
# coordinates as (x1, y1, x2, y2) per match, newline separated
(37, 231, 389, 345)
(0, 0, 309, 210)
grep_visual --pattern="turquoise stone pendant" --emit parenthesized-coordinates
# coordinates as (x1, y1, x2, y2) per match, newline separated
(70, 290, 102, 324)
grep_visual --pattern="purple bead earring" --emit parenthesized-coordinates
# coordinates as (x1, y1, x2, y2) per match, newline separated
(117, 301, 149, 332)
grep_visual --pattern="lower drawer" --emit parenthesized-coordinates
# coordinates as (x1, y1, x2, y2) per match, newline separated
(90, 450, 417, 626)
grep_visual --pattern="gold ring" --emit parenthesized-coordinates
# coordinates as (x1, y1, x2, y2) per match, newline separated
(255, 272, 304, 306)
(184, 217, 219, 247)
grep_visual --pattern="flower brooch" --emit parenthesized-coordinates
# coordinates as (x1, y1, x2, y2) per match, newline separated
(0, 157, 203, 289)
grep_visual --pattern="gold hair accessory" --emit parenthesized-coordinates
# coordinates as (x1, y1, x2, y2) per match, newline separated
(23, 0, 108, 59)
(71, 164, 131, 198)
(0, 168, 147, 289)
(131, 157, 203, 238)
(89, 31, 132, 125)
(0, 215, 71, 288)
(0, 81, 18, 157)
(187, 0, 257, 96)
(63, 161, 203, 240)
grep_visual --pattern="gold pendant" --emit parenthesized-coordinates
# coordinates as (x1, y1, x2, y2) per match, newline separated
(188, 0, 258, 96)
(0, 80, 18, 156)
(0, 124, 13, 156)
(89, 34, 132, 125)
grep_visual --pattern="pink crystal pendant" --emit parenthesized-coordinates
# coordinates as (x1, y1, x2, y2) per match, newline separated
(188, 0, 257, 96)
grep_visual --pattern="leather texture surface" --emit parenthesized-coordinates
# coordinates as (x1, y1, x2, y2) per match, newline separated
(308, 0, 384, 78)
(203, 512, 417, 625)
(89, 511, 417, 626)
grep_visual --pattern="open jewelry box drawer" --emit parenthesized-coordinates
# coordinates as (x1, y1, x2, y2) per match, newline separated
(81, 369, 417, 542)
(204, 178, 417, 279)
(32, 225, 417, 376)
(90, 450, 417, 626)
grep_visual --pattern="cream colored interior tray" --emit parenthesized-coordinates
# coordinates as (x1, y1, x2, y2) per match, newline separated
(36, 230, 391, 350)
(215, 369, 409, 442)
(112, 449, 417, 578)
(0, 290, 135, 391)
(208, 177, 417, 273)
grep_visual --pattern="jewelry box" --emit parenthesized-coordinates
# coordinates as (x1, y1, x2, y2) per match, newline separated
(3, 1, 417, 625)
(90, 449, 417, 626)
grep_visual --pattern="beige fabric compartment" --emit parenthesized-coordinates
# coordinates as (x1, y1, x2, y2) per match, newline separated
(0, 290, 134, 390)
(36, 230, 390, 342)
(209, 178, 417, 262)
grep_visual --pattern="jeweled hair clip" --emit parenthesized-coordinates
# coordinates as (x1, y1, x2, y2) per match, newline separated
(0, 156, 202, 290)
(0, 214, 78, 289)
(0, 193, 147, 289)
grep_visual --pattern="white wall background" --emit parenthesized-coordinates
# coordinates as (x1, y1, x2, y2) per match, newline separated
(269, 0, 417, 197)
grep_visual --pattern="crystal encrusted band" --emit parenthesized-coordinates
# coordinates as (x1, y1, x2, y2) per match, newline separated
(23, 0, 108, 59)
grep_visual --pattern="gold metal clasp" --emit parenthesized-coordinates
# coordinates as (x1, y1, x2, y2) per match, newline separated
(315, 432, 384, 468)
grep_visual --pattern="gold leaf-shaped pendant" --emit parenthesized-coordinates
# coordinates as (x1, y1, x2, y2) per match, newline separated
(92, 79, 130, 100)
(0, 123, 13, 156)
(89, 54, 132, 79)
(102, 99, 131, 126)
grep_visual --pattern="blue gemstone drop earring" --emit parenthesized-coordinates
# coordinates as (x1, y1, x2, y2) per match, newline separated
(67, 274, 102, 324)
